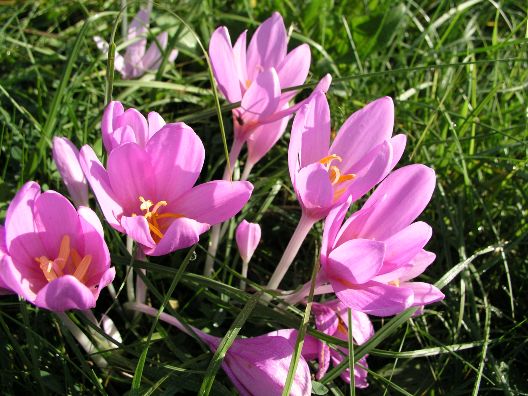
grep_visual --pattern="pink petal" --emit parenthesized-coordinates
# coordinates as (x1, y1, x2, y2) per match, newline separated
(79, 145, 124, 231)
(144, 217, 210, 256)
(235, 220, 261, 263)
(246, 112, 289, 167)
(277, 44, 311, 101)
(246, 12, 287, 82)
(240, 67, 281, 123)
(326, 239, 385, 285)
(93, 267, 116, 299)
(0, 226, 13, 293)
(289, 90, 330, 179)
(321, 196, 352, 266)
(334, 302, 374, 344)
(334, 280, 414, 316)
(147, 111, 165, 139)
(120, 215, 156, 249)
(113, 108, 149, 147)
(145, 124, 204, 202)
(33, 191, 82, 259)
(170, 181, 253, 225)
(294, 162, 334, 220)
(106, 142, 155, 213)
(101, 101, 125, 153)
(399, 250, 436, 282)
(209, 26, 241, 102)
(330, 96, 394, 172)
(1, 255, 42, 302)
(34, 275, 96, 312)
(383, 222, 432, 268)
(141, 31, 168, 71)
(233, 30, 248, 91)
(387, 134, 407, 172)
(5, 181, 40, 251)
(403, 281, 445, 306)
(312, 302, 339, 335)
(52, 137, 89, 207)
(355, 164, 436, 240)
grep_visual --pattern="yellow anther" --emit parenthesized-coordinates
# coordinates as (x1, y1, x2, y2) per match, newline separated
(245, 79, 252, 89)
(389, 279, 400, 287)
(319, 154, 343, 167)
(151, 200, 167, 214)
(139, 196, 153, 212)
(36, 257, 58, 282)
(328, 165, 342, 184)
(73, 255, 92, 283)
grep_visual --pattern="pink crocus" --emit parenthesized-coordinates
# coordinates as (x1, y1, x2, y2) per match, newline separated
(94, 8, 178, 79)
(289, 91, 406, 222)
(314, 164, 445, 316)
(127, 302, 312, 396)
(0, 182, 115, 312)
(101, 101, 167, 153)
(209, 12, 331, 176)
(79, 123, 253, 256)
(52, 137, 89, 207)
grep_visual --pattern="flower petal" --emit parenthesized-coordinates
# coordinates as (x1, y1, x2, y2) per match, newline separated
(277, 44, 311, 100)
(326, 239, 385, 285)
(294, 163, 334, 220)
(79, 145, 124, 231)
(235, 220, 261, 263)
(330, 96, 394, 172)
(34, 275, 96, 312)
(233, 30, 248, 90)
(113, 108, 149, 147)
(1, 255, 41, 301)
(399, 250, 436, 282)
(209, 26, 241, 102)
(240, 67, 281, 123)
(144, 217, 209, 256)
(147, 111, 165, 139)
(120, 215, 156, 249)
(101, 101, 125, 153)
(321, 196, 352, 266)
(403, 281, 444, 306)
(383, 222, 432, 268)
(334, 280, 414, 316)
(124, 8, 150, 71)
(141, 31, 168, 71)
(5, 181, 40, 251)
(145, 124, 204, 202)
(246, 111, 289, 167)
(170, 181, 253, 225)
(246, 12, 287, 81)
(387, 134, 407, 172)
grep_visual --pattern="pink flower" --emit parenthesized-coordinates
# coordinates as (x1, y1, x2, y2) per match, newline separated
(209, 12, 331, 172)
(289, 91, 406, 221)
(101, 101, 166, 153)
(319, 165, 444, 316)
(235, 220, 261, 263)
(52, 137, 89, 207)
(79, 123, 253, 256)
(128, 302, 312, 396)
(94, 8, 178, 79)
(0, 182, 115, 312)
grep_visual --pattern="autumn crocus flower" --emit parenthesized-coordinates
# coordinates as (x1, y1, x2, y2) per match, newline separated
(52, 137, 89, 207)
(267, 91, 405, 290)
(101, 101, 167, 153)
(312, 165, 444, 316)
(209, 12, 331, 177)
(79, 123, 253, 256)
(127, 302, 312, 396)
(94, 8, 178, 79)
(0, 182, 115, 312)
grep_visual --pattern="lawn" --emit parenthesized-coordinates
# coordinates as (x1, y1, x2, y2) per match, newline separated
(0, 0, 527, 394)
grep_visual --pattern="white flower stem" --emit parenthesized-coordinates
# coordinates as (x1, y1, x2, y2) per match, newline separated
(266, 213, 317, 290)
(240, 259, 250, 290)
(204, 138, 244, 276)
(241, 160, 255, 181)
(56, 312, 108, 368)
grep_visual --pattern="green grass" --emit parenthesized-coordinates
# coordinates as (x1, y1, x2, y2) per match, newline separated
(1, 0, 527, 394)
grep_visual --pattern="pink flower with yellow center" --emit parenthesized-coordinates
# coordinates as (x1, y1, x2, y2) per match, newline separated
(79, 123, 253, 256)
(289, 90, 406, 221)
(0, 182, 115, 312)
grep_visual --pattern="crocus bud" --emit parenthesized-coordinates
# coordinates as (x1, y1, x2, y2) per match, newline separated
(52, 137, 89, 207)
(235, 220, 261, 263)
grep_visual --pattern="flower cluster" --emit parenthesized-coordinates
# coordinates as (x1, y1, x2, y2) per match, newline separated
(0, 10, 446, 395)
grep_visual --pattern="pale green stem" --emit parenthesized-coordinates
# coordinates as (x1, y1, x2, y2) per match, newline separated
(204, 138, 244, 276)
(120, 0, 127, 40)
(266, 213, 317, 290)
(56, 312, 108, 368)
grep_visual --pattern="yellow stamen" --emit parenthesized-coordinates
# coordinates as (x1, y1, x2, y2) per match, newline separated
(139, 196, 153, 212)
(319, 154, 342, 167)
(148, 222, 164, 239)
(389, 279, 400, 287)
(137, 197, 183, 241)
(319, 154, 356, 196)
(245, 79, 252, 89)
(73, 255, 92, 283)
(36, 257, 58, 282)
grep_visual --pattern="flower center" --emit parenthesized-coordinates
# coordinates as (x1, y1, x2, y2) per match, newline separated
(319, 154, 356, 199)
(388, 279, 400, 287)
(135, 196, 183, 242)
(35, 235, 92, 283)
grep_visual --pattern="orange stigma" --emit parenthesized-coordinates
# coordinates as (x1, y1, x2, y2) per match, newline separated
(35, 235, 92, 283)
(137, 197, 183, 242)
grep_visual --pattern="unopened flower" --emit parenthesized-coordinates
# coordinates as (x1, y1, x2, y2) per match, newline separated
(0, 182, 115, 311)
(94, 8, 178, 79)
(52, 137, 89, 207)
(235, 220, 261, 263)
(289, 91, 406, 221)
(127, 302, 312, 396)
(80, 123, 253, 256)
